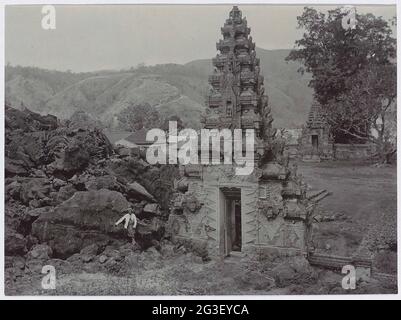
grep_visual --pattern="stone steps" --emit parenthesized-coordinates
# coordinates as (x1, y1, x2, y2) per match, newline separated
(307, 189, 331, 203)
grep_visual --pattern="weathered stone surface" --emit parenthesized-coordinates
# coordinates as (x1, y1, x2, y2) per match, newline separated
(16, 206, 53, 236)
(27, 244, 53, 260)
(143, 203, 160, 216)
(51, 142, 90, 175)
(5, 231, 27, 256)
(5, 179, 22, 201)
(53, 184, 77, 204)
(116, 147, 131, 157)
(5, 158, 30, 177)
(99, 255, 108, 263)
(85, 175, 125, 193)
(52, 178, 66, 189)
(19, 178, 52, 206)
(261, 162, 289, 180)
(80, 244, 100, 256)
(5, 105, 58, 132)
(102, 246, 124, 261)
(127, 182, 156, 202)
(271, 257, 318, 288)
(107, 156, 178, 209)
(31, 189, 131, 258)
(7, 132, 51, 170)
(7, 107, 112, 183)
(4, 255, 27, 283)
(135, 217, 164, 250)
(26, 206, 52, 218)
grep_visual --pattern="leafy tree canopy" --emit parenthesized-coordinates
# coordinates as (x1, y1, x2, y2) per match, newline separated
(287, 6, 396, 159)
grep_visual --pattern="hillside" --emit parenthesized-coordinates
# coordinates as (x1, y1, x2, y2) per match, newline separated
(5, 49, 313, 129)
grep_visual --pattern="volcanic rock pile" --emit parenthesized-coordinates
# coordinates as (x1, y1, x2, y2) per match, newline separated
(5, 105, 179, 273)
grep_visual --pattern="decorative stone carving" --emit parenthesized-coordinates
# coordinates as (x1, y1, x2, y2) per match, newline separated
(183, 193, 202, 214)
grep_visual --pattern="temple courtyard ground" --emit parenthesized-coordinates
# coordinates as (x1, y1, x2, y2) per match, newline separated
(298, 160, 396, 269)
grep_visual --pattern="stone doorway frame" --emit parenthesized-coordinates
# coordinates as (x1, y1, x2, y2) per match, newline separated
(219, 187, 242, 256)
(311, 134, 319, 154)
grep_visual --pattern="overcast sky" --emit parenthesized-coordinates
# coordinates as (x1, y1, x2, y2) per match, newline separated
(5, 4, 396, 72)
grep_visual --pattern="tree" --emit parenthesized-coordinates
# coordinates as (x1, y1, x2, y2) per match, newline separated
(286, 7, 396, 161)
(326, 64, 396, 163)
(162, 115, 184, 132)
(117, 103, 161, 131)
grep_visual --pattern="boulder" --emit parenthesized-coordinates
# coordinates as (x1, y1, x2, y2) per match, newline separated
(85, 175, 125, 193)
(101, 246, 123, 262)
(80, 244, 100, 256)
(32, 189, 131, 258)
(261, 162, 289, 180)
(5, 158, 29, 177)
(106, 156, 179, 209)
(18, 206, 53, 235)
(5, 179, 22, 201)
(27, 244, 53, 260)
(53, 184, 77, 204)
(45, 128, 112, 178)
(5, 202, 26, 235)
(4, 256, 26, 282)
(271, 256, 318, 288)
(143, 203, 160, 216)
(127, 182, 156, 202)
(5, 231, 27, 256)
(52, 178, 66, 189)
(6, 133, 48, 168)
(116, 147, 131, 157)
(52, 142, 90, 176)
(5, 105, 58, 132)
(19, 178, 51, 206)
(80, 244, 100, 263)
(135, 217, 164, 250)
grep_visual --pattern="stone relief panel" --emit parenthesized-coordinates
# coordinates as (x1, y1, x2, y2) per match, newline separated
(198, 185, 219, 242)
(168, 210, 211, 242)
(202, 165, 262, 185)
(257, 215, 305, 250)
(241, 186, 259, 245)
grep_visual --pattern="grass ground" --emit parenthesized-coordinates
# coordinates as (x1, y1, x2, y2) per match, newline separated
(297, 160, 397, 274)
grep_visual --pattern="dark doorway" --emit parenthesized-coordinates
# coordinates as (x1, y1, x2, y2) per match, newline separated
(311, 135, 319, 154)
(219, 187, 242, 256)
(232, 200, 242, 251)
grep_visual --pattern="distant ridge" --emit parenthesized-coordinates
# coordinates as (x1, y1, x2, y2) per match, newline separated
(5, 48, 313, 129)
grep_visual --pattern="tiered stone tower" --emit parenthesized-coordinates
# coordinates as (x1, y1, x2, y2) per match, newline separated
(169, 7, 312, 259)
(299, 101, 333, 161)
(201, 6, 273, 160)
(307, 102, 326, 128)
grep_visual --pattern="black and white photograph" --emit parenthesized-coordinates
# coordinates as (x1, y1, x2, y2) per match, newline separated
(1, 1, 398, 300)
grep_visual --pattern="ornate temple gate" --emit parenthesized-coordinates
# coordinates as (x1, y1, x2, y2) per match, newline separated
(167, 6, 312, 260)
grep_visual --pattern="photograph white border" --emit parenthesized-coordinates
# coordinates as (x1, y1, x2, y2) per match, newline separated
(0, 0, 398, 300)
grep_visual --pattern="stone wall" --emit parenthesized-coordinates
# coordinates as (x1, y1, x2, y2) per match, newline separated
(334, 143, 376, 160)
(167, 164, 310, 258)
